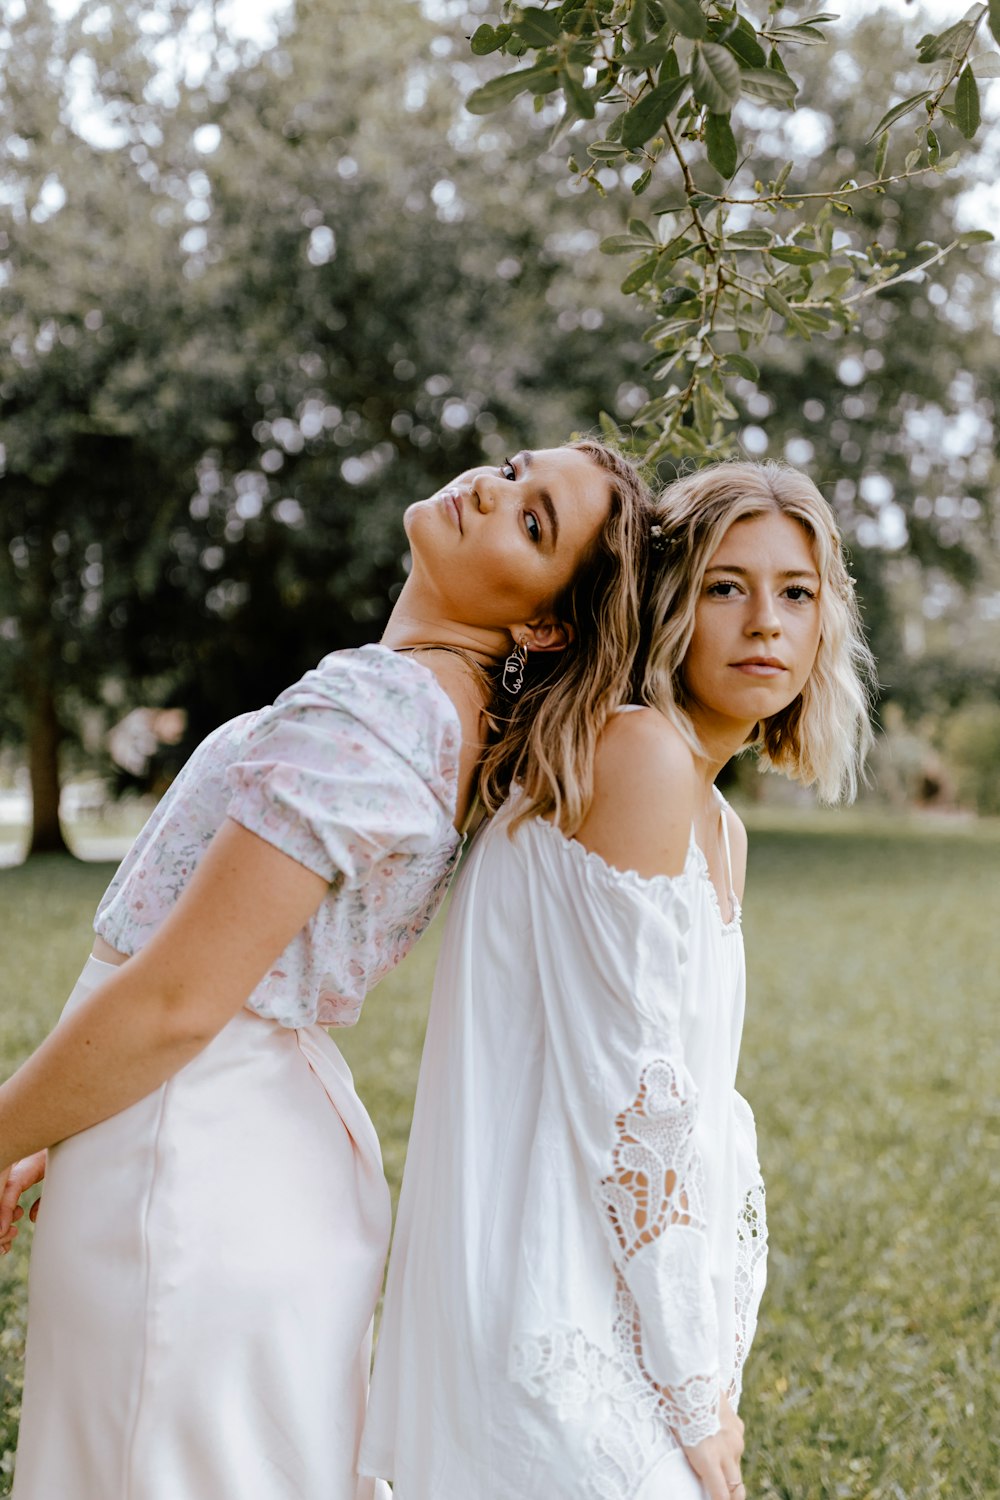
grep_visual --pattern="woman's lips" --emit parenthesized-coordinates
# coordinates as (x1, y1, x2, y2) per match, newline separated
(730, 658, 787, 676)
(440, 490, 463, 532)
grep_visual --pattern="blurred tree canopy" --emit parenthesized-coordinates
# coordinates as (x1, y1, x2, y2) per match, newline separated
(0, 0, 644, 850)
(0, 0, 998, 851)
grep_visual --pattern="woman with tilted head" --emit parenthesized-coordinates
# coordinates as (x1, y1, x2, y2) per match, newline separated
(0, 441, 654, 1500)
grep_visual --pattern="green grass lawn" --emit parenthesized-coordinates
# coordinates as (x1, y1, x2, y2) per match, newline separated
(1, 814, 998, 1496)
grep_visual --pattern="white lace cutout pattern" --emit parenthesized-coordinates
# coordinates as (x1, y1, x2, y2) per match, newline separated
(728, 1178, 768, 1407)
(598, 1057, 708, 1256)
(511, 1281, 680, 1500)
(511, 1060, 721, 1496)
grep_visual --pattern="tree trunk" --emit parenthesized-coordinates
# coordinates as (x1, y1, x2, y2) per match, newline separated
(27, 674, 70, 856)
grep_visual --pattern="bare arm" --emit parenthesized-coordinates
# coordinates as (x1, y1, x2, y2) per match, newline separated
(0, 819, 327, 1170)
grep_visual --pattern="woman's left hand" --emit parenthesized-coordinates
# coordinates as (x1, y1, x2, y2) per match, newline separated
(0, 1151, 47, 1251)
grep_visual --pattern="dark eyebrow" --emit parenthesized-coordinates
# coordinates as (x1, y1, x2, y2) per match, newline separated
(517, 450, 560, 550)
(705, 563, 820, 581)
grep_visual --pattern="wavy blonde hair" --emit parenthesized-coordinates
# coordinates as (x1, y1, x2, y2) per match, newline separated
(641, 460, 876, 803)
(479, 439, 655, 831)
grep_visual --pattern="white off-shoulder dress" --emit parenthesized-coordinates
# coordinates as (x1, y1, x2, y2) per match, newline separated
(361, 785, 768, 1500)
(13, 646, 463, 1500)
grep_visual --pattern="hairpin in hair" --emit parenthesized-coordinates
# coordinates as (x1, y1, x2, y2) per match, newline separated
(649, 523, 675, 555)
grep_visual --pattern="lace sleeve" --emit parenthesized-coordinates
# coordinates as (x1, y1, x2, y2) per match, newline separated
(598, 1058, 721, 1447)
(518, 823, 722, 1453)
(728, 1093, 769, 1407)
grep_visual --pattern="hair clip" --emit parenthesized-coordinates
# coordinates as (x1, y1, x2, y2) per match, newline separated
(649, 524, 674, 555)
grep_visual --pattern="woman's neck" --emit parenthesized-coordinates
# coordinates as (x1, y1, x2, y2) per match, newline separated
(381, 579, 507, 667)
(688, 708, 758, 789)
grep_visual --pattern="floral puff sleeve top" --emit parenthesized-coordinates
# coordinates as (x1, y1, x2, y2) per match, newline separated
(94, 645, 464, 1028)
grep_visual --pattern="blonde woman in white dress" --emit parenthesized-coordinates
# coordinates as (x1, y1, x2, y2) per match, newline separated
(0, 441, 655, 1500)
(362, 461, 875, 1500)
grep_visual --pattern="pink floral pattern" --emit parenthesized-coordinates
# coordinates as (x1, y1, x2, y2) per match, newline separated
(95, 646, 463, 1028)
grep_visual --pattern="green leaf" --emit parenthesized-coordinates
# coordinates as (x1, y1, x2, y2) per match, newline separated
(958, 228, 994, 244)
(628, 217, 657, 241)
(874, 130, 889, 178)
(661, 285, 699, 305)
(769, 245, 826, 265)
(990, 0, 1000, 46)
(766, 24, 827, 46)
(620, 73, 691, 147)
(917, 18, 978, 65)
(562, 67, 597, 119)
(721, 16, 767, 68)
(659, 0, 708, 41)
(601, 233, 659, 253)
(793, 307, 831, 333)
(809, 263, 853, 299)
(621, 253, 660, 293)
(763, 283, 793, 317)
(904, 147, 921, 172)
(632, 169, 653, 195)
(955, 65, 981, 139)
(513, 6, 564, 46)
(728, 227, 774, 247)
(466, 63, 557, 115)
(588, 140, 629, 159)
(927, 127, 940, 165)
(649, 235, 697, 280)
(705, 112, 738, 177)
(628, 0, 648, 47)
(692, 42, 742, 111)
(726, 352, 760, 381)
(622, 29, 676, 69)
(866, 91, 932, 143)
(470, 23, 512, 56)
(738, 66, 798, 104)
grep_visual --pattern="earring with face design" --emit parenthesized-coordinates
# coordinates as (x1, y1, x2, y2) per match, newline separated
(501, 638, 529, 696)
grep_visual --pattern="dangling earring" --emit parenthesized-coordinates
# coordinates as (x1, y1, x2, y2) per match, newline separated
(501, 638, 529, 696)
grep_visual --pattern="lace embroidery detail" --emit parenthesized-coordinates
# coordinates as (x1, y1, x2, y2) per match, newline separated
(511, 1286, 679, 1500)
(598, 1057, 708, 1256)
(511, 1060, 721, 1495)
(728, 1178, 769, 1406)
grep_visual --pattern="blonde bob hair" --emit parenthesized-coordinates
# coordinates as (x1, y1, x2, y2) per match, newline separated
(641, 460, 876, 804)
(479, 439, 656, 831)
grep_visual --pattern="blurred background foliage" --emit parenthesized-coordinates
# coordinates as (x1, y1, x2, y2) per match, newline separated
(0, 0, 998, 854)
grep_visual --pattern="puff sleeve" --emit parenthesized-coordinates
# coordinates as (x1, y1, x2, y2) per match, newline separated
(224, 653, 457, 886)
(518, 822, 722, 1449)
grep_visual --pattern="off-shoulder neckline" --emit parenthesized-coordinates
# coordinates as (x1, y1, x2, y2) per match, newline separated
(530, 813, 741, 934)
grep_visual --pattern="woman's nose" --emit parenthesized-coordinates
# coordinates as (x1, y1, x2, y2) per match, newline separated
(471, 473, 497, 514)
(747, 593, 781, 636)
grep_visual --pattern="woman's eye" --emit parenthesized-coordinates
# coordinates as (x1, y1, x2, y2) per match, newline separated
(500, 457, 517, 481)
(524, 511, 541, 543)
(785, 585, 816, 602)
(707, 580, 739, 598)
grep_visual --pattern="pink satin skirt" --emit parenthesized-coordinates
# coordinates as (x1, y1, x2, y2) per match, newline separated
(13, 955, 392, 1500)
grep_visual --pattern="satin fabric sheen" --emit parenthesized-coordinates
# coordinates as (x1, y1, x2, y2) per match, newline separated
(13, 956, 392, 1500)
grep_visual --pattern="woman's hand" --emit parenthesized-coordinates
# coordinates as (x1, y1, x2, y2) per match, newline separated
(0, 1151, 47, 1251)
(682, 1392, 745, 1500)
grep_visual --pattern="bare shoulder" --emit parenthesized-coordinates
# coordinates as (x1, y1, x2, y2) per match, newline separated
(722, 801, 749, 901)
(573, 709, 698, 881)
